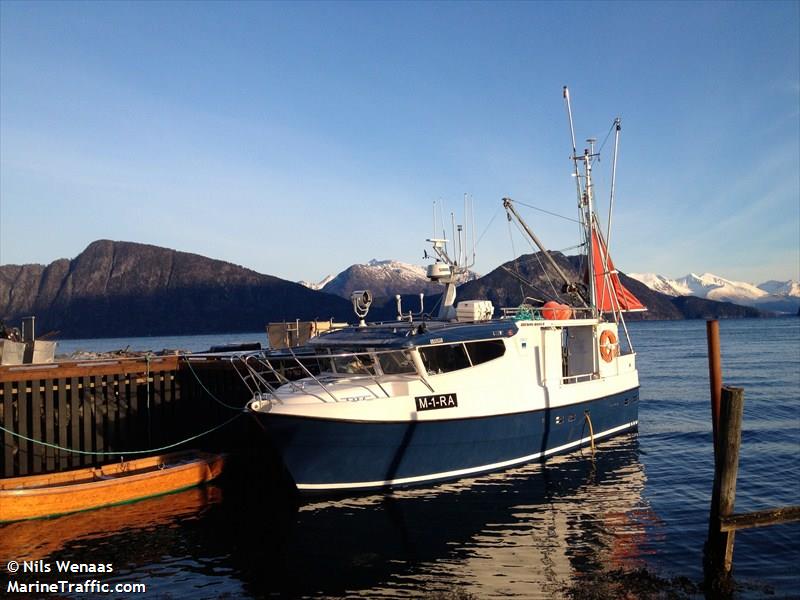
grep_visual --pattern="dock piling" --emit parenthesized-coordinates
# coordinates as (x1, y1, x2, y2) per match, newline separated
(704, 321, 800, 585)
(708, 385, 744, 574)
(706, 319, 722, 455)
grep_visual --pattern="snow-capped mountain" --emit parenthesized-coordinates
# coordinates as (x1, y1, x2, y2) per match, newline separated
(297, 274, 335, 291)
(625, 273, 685, 297)
(302, 259, 479, 299)
(758, 280, 800, 297)
(628, 272, 800, 312)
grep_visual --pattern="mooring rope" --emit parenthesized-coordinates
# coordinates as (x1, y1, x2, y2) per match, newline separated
(0, 411, 244, 457)
(584, 411, 596, 454)
(179, 353, 248, 411)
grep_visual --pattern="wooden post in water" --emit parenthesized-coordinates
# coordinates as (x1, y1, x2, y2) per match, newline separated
(717, 386, 744, 573)
(706, 319, 722, 455)
(706, 385, 745, 578)
(705, 319, 724, 576)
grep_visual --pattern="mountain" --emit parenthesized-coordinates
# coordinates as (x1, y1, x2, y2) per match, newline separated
(0, 240, 352, 338)
(624, 273, 685, 297)
(317, 259, 478, 299)
(758, 280, 800, 297)
(629, 272, 799, 313)
(458, 254, 761, 320)
(297, 274, 335, 291)
(1, 242, 770, 340)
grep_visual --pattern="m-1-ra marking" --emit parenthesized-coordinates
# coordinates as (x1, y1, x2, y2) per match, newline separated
(415, 393, 458, 411)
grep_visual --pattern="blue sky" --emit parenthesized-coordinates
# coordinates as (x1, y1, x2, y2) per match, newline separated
(1, 1, 798, 285)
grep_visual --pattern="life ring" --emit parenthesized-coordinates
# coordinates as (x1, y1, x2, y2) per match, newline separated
(599, 330, 618, 363)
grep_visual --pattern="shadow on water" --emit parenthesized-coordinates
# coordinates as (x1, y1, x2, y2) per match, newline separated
(2, 432, 786, 598)
(1, 434, 672, 598)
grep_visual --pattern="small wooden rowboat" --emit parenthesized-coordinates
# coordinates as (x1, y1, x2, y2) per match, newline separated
(0, 450, 225, 522)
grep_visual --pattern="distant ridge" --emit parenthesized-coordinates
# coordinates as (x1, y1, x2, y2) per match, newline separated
(629, 272, 800, 313)
(0, 241, 769, 339)
(457, 253, 762, 321)
(309, 258, 478, 299)
(0, 240, 352, 338)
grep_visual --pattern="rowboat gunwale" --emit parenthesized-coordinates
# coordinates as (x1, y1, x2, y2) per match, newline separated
(0, 450, 225, 522)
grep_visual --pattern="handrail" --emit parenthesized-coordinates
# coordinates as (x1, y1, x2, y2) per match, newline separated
(287, 345, 339, 403)
(230, 346, 431, 404)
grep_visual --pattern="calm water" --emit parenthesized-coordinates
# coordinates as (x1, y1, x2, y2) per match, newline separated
(2, 319, 798, 598)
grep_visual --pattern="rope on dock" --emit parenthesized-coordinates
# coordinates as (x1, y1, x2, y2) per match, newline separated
(0, 411, 244, 457)
(179, 353, 248, 411)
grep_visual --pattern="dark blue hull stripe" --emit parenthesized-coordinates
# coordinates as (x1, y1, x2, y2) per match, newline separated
(256, 388, 639, 491)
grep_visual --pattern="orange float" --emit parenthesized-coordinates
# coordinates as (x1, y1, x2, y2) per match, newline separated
(541, 301, 573, 320)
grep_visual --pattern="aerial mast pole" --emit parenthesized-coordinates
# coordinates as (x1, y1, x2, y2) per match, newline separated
(584, 140, 598, 315)
(606, 118, 621, 251)
(564, 86, 597, 318)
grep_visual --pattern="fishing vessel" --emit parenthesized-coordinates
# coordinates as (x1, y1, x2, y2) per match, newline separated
(243, 88, 646, 493)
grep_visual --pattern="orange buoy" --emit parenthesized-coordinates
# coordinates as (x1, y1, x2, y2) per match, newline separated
(599, 330, 618, 362)
(541, 301, 572, 320)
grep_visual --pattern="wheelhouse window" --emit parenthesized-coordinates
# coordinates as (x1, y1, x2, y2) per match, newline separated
(377, 350, 416, 375)
(465, 339, 506, 365)
(420, 343, 470, 375)
(320, 351, 377, 376)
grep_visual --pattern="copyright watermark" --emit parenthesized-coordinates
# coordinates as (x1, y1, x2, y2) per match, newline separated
(4, 560, 147, 595)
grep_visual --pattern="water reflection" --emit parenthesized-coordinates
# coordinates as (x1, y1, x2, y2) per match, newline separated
(219, 433, 656, 597)
(0, 485, 223, 563)
(0, 434, 658, 598)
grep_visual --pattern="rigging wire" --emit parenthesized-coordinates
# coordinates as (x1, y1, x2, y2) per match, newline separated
(509, 219, 562, 300)
(556, 242, 586, 254)
(597, 119, 618, 155)
(512, 200, 580, 224)
(475, 205, 502, 248)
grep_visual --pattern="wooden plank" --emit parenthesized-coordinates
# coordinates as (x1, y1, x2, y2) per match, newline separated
(57, 378, 69, 470)
(720, 506, 800, 532)
(93, 374, 105, 456)
(31, 379, 43, 473)
(151, 368, 161, 446)
(3, 381, 15, 478)
(128, 373, 138, 449)
(116, 374, 130, 450)
(45, 379, 55, 471)
(81, 376, 93, 466)
(161, 371, 172, 442)
(106, 374, 125, 450)
(161, 370, 169, 443)
(69, 377, 80, 468)
(18, 379, 29, 476)
(0, 355, 181, 383)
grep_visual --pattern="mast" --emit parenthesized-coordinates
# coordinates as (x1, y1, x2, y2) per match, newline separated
(606, 118, 621, 249)
(564, 86, 598, 318)
(426, 198, 476, 320)
(584, 143, 597, 315)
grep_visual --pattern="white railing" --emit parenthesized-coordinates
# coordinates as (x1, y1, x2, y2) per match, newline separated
(229, 347, 434, 406)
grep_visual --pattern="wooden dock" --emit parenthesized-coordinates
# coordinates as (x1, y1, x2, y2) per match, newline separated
(0, 355, 254, 479)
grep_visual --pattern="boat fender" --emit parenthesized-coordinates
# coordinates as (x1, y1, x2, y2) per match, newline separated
(599, 330, 618, 362)
(247, 396, 272, 412)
